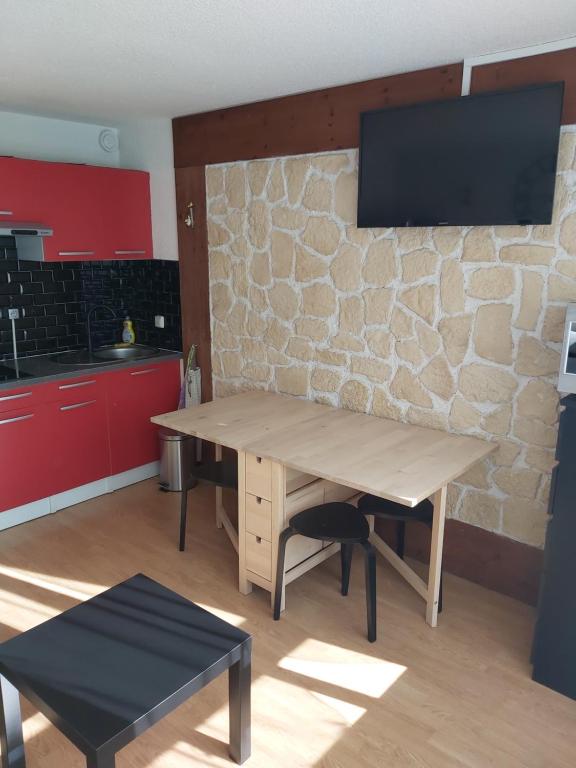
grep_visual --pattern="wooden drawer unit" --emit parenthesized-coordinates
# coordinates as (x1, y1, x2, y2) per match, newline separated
(324, 480, 358, 504)
(284, 479, 325, 571)
(245, 532, 272, 580)
(245, 493, 272, 541)
(245, 453, 272, 500)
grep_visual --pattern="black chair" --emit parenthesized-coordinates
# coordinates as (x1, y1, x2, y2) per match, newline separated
(273, 502, 377, 642)
(179, 460, 238, 551)
(358, 495, 443, 612)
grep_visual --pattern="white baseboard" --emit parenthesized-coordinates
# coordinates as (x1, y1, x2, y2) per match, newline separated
(0, 498, 51, 532)
(106, 462, 159, 492)
(0, 462, 160, 532)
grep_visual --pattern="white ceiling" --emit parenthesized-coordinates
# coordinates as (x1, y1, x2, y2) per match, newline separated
(1, 0, 575, 122)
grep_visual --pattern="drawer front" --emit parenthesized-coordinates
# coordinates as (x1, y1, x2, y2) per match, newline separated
(245, 453, 272, 500)
(286, 467, 317, 494)
(0, 385, 43, 414)
(245, 493, 272, 540)
(245, 532, 272, 580)
(46, 375, 103, 403)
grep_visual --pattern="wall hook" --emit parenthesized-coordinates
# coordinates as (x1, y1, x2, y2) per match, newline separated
(184, 202, 194, 228)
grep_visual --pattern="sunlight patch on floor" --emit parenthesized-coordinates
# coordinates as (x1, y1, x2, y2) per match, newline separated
(0, 564, 103, 601)
(22, 711, 51, 740)
(278, 638, 406, 698)
(194, 603, 247, 627)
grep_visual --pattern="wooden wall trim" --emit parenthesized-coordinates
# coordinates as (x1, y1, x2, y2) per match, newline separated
(375, 518, 543, 606)
(470, 47, 576, 125)
(175, 164, 212, 403)
(173, 64, 463, 167)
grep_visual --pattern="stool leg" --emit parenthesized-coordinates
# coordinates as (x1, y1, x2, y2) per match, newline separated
(273, 529, 295, 620)
(396, 520, 406, 559)
(179, 486, 188, 552)
(0, 674, 25, 768)
(229, 642, 251, 764)
(340, 543, 354, 596)
(360, 540, 377, 643)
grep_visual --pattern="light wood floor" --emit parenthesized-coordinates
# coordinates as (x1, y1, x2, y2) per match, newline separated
(1, 480, 575, 768)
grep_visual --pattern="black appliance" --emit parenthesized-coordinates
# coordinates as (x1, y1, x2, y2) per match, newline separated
(357, 82, 564, 228)
(532, 395, 576, 700)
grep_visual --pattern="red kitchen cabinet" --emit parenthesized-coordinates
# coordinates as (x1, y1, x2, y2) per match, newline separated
(49, 387, 110, 495)
(0, 404, 53, 512)
(100, 167, 153, 259)
(106, 360, 180, 475)
(0, 157, 152, 261)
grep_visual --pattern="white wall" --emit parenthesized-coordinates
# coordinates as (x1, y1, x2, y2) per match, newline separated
(0, 110, 119, 165)
(0, 111, 179, 261)
(116, 119, 179, 261)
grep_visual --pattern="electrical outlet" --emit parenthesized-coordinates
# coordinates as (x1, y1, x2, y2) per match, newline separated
(7, 308, 20, 320)
(154, 315, 165, 329)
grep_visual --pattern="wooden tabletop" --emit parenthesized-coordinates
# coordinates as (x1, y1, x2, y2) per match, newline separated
(152, 391, 495, 506)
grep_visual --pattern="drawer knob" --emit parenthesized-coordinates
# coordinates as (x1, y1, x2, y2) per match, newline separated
(256, 456, 262, 464)
(256, 497, 262, 504)
(256, 536, 262, 544)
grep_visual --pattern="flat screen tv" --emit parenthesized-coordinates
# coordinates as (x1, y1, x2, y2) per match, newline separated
(357, 82, 564, 228)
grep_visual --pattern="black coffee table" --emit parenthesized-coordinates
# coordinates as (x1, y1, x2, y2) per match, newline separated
(0, 573, 251, 767)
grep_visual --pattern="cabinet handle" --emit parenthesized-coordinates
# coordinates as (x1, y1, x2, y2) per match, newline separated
(130, 369, 157, 376)
(0, 391, 32, 402)
(114, 250, 146, 255)
(58, 380, 96, 390)
(0, 413, 34, 425)
(58, 251, 95, 256)
(0, 210, 14, 216)
(60, 400, 97, 411)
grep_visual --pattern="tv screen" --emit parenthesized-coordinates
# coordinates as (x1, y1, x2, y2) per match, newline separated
(357, 82, 564, 228)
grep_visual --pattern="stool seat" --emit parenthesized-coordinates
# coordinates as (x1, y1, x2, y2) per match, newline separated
(290, 502, 370, 543)
(358, 494, 433, 522)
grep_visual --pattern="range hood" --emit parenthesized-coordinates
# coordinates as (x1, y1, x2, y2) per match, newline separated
(0, 222, 53, 261)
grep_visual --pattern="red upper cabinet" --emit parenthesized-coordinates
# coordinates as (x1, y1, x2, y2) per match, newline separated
(0, 157, 152, 261)
(100, 168, 153, 259)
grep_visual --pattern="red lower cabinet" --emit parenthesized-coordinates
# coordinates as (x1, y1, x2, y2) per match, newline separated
(0, 358, 181, 515)
(106, 360, 181, 475)
(0, 405, 53, 512)
(49, 395, 110, 495)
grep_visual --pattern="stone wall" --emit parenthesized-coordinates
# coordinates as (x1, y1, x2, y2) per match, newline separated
(206, 128, 576, 548)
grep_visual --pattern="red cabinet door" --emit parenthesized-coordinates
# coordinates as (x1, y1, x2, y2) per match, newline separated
(0, 404, 52, 512)
(100, 167, 153, 259)
(106, 360, 180, 475)
(40, 163, 106, 261)
(49, 390, 110, 495)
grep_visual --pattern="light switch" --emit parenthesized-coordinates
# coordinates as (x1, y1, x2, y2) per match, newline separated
(154, 315, 165, 329)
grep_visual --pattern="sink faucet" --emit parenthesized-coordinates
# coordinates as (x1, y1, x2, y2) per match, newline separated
(86, 305, 116, 357)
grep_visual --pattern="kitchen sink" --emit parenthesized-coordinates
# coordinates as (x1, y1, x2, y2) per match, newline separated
(51, 345, 161, 365)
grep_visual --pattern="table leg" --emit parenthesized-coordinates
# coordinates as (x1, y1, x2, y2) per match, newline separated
(87, 753, 115, 768)
(426, 485, 447, 627)
(229, 643, 251, 764)
(215, 444, 224, 529)
(0, 675, 25, 768)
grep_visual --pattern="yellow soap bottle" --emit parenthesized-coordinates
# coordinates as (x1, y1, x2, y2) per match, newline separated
(122, 316, 136, 344)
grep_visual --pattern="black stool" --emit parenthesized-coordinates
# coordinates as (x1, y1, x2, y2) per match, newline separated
(180, 460, 238, 551)
(273, 502, 377, 642)
(358, 495, 443, 612)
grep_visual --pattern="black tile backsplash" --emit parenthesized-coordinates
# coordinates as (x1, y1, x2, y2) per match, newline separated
(0, 236, 182, 360)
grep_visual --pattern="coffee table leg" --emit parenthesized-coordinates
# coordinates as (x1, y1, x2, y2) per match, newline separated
(0, 675, 25, 768)
(228, 644, 251, 764)
(86, 752, 115, 767)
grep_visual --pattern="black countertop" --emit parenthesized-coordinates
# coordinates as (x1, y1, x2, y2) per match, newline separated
(0, 349, 182, 392)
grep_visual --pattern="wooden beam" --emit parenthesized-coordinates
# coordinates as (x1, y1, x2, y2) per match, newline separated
(174, 164, 212, 403)
(470, 47, 576, 125)
(173, 64, 463, 167)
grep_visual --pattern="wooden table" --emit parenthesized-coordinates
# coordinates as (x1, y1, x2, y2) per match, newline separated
(153, 391, 494, 627)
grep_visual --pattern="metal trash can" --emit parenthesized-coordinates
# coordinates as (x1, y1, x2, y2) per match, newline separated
(158, 430, 197, 492)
